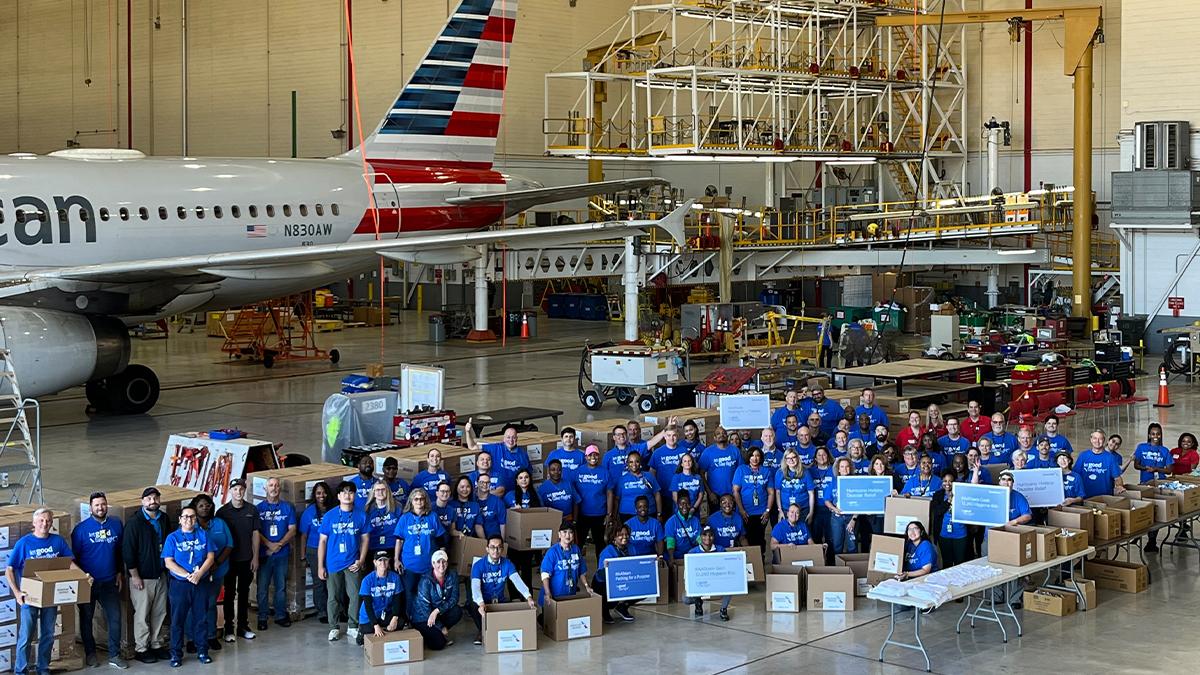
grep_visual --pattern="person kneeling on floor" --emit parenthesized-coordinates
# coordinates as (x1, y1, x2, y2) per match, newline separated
(411, 550, 462, 650)
(357, 551, 405, 647)
(683, 526, 731, 621)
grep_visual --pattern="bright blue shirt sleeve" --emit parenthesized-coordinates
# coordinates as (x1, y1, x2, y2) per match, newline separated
(904, 540, 936, 572)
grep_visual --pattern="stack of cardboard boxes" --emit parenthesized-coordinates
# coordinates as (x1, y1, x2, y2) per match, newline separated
(366, 444, 476, 485)
(765, 545, 854, 612)
(247, 464, 355, 620)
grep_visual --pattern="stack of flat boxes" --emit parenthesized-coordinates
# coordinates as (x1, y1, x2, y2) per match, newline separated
(0, 505, 80, 671)
(247, 464, 353, 620)
(73, 486, 201, 659)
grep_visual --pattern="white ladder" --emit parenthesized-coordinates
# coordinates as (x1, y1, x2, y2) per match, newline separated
(0, 351, 41, 505)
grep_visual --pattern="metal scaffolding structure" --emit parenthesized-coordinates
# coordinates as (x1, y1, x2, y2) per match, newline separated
(543, 0, 967, 202)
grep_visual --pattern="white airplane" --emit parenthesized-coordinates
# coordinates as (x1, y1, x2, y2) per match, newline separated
(0, 0, 685, 414)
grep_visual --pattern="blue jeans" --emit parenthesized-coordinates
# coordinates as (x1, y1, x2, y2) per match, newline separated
(400, 569, 422, 620)
(16, 603, 57, 674)
(811, 506, 831, 544)
(79, 578, 122, 657)
(186, 574, 224, 643)
(829, 513, 857, 555)
(168, 578, 209, 661)
(256, 555, 289, 621)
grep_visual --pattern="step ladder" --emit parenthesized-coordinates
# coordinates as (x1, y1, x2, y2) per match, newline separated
(0, 351, 42, 505)
(606, 295, 624, 322)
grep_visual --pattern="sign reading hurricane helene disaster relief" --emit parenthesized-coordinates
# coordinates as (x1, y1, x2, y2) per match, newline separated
(604, 555, 660, 602)
(719, 394, 772, 430)
(951, 482, 1011, 527)
(683, 550, 749, 597)
(835, 476, 893, 515)
(1009, 468, 1066, 508)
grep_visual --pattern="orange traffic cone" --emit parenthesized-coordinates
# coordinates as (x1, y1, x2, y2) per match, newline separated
(1153, 367, 1174, 408)
(520, 313, 530, 340)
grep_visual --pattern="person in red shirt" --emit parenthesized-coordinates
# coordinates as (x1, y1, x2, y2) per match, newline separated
(895, 411, 926, 450)
(960, 400, 989, 444)
(1171, 432, 1199, 475)
(925, 404, 947, 439)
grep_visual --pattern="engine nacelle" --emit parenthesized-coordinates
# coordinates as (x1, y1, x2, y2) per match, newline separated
(0, 307, 129, 398)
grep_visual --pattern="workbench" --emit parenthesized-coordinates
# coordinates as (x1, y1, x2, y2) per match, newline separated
(461, 406, 564, 436)
(833, 359, 981, 396)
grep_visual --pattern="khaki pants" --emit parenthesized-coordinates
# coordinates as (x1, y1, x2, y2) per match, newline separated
(325, 567, 362, 630)
(130, 577, 168, 652)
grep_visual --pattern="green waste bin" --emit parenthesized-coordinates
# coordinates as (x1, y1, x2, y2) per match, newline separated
(872, 304, 905, 332)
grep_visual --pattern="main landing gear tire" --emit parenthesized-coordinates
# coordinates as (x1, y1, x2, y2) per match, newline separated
(85, 364, 161, 415)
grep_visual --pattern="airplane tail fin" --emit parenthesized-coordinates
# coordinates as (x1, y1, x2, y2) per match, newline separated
(351, 0, 517, 169)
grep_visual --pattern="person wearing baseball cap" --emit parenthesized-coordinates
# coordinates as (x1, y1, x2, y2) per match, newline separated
(122, 487, 174, 663)
(682, 526, 731, 621)
(1055, 450, 1085, 507)
(216, 478, 261, 643)
(412, 549, 461, 651)
(572, 445, 610, 558)
(355, 551, 403, 647)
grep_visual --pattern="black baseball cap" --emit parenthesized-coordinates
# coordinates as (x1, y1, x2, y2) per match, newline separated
(229, 478, 247, 489)
(141, 487, 161, 498)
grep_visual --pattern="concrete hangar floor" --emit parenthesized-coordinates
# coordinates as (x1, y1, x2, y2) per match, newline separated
(34, 313, 1200, 674)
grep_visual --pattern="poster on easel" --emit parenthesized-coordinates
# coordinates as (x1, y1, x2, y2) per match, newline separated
(401, 364, 445, 413)
(156, 434, 270, 505)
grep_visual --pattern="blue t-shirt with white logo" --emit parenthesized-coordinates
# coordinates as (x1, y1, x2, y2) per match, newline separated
(319, 507, 367, 574)
(393, 512, 444, 574)
(162, 528, 213, 581)
(981, 432, 1017, 464)
(546, 449, 585, 483)
(706, 511, 744, 549)
(770, 518, 810, 545)
(732, 465, 773, 516)
(366, 504, 399, 552)
(357, 571, 402, 624)
(256, 500, 297, 559)
(614, 471, 661, 515)
(71, 517, 123, 583)
(1134, 443, 1172, 483)
(536, 479, 579, 517)
(299, 504, 326, 551)
(699, 444, 742, 497)
(572, 465, 610, 517)
(1073, 451, 1123, 498)
(471, 556, 517, 603)
(477, 494, 508, 539)
(624, 516, 664, 556)
(539, 544, 587, 604)
(9, 533, 71, 581)
(411, 470, 449, 496)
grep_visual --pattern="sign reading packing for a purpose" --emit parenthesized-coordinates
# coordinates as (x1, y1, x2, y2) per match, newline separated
(603, 555, 660, 602)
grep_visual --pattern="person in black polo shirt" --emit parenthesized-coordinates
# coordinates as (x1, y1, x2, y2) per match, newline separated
(216, 479, 261, 643)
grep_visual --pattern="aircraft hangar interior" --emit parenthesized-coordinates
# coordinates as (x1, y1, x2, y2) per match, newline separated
(0, 0, 1197, 673)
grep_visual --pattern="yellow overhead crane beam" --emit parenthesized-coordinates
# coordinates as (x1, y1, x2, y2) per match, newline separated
(877, 6, 1103, 319)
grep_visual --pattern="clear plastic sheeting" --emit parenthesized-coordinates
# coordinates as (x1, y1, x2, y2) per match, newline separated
(321, 393, 354, 464)
(321, 390, 400, 463)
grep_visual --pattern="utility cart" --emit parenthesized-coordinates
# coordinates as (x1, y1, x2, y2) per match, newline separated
(577, 342, 692, 413)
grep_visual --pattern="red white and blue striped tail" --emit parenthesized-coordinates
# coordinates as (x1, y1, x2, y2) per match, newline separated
(354, 0, 516, 169)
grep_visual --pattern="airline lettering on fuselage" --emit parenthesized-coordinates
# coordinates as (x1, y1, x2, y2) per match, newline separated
(284, 223, 334, 238)
(0, 195, 97, 246)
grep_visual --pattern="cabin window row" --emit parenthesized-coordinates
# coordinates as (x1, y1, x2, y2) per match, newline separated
(1, 203, 341, 224)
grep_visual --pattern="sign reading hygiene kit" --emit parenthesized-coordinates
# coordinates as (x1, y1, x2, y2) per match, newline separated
(604, 555, 660, 602)
(719, 394, 771, 430)
(951, 482, 1010, 527)
(683, 550, 749, 597)
(835, 476, 893, 515)
(1009, 468, 1066, 508)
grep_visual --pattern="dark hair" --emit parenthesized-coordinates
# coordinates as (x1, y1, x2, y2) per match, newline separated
(547, 459, 562, 469)
(612, 425, 627, 435)
(634, 495, 650, 506)
(1044, 414, 1059, 424)
(310, 481, 334, 512)
(675, 489, 691, 504)
(906, 520, 930, 543)
(336, 480, 356, 495)
(454, 475, 474, 497)
(88, 491, 106, 502)
(561, 426, 576, 437)
(1147, 423, 1163, 442)
(383, 457, 398, 469)
(1179, 432, 1198, 450)
(191, 493, 215, 513)
(683, 419, 698, 430)
(940, 469, 957, 481)
(609, 524, 630, 543)
(510, 469, 541, 507)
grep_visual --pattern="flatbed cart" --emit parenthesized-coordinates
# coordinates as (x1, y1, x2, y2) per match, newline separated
(577, 342, 692, 413)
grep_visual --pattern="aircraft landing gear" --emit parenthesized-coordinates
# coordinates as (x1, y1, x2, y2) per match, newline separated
(85, 364, 161, 415)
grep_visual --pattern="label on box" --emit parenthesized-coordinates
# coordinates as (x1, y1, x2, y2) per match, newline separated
(306, 568, 314, 585)
(0, 599, 13, 622)
(0, 552, 10, 570)
(856, 579, 870, 595)
(771, 591, 795, 611)
(0, 648, 9, 672)
(1025, 543, 1033, 558)
(531, 464, 545, 481)
(526, 445, 544, 462)
(460, 456, 476, 473)
(874, 552, 900, 575)
(496, 628, 524, 652)
(252, 477, 268, 498)
(0, 527, 8, 549)
(530, 530, 552, 549)
(892, 515, 919, 534)
(822, 591, 846, 610)
(745, 563, 755, 580)
(382, 639, 410, 663)
(362, 399, 387, 415)
(53, 581, 79, 605)
(0, 625, 15, 647)
(567, 616, 591, 639)
(304, 589, 314, 609)
(790, 560, 814, 568)
(0, 578, 10, 598)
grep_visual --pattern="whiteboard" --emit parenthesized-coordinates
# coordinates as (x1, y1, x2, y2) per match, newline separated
(400, 364, 445, 413)
(718, 394, 771, 430)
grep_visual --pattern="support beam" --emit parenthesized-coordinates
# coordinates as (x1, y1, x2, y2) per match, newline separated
(466, 246, 496, 342)
(718, 216, 734, 302)
(1071, 45, 1094, 318)
(623, 236, 639, 342)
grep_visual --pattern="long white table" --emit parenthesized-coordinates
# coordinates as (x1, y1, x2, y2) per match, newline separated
(868, 546, 1096, 672)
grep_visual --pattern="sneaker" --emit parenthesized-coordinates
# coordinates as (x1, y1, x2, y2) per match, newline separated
(85, 653, 100, 667)
(719, 608, 729, 622)
(694, 602, 704, 618)
(473, 633, 482, 646)
(615, 605, 635, 622)
(208, 638, 222, 652)
(327, 629, 340, 642)
(275, 616, 293, 628)
(240, 630, 257, 640)
(346, 628, 360, 640)
(355, 634, 364, 647)
(134, 651, 157, 665)
(154, 647, 172, 660)
(108, 657, 130, 670)
(224, 634, 236, 644)
(169, 659, 182, 668)
(197, 655, 213, 665)
(602, 611, 615, 625)
(186, 642, 197, 654)
(257, 619, 268, 631)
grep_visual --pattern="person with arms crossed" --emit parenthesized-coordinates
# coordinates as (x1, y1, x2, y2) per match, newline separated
(319, 481, 369, 643)
(72, 492, 126, 669)
(11, 508, 82, 675)
(161, 506, 215, 667)
(122, 487, 173, 663)
(298, 482, 334, 625)
(192, 493, 231, 654)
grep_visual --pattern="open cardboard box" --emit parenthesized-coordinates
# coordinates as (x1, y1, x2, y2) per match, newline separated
(1131, 492, 1180, 523)
(1023, 589, 1076, 617)
(505, 507, 564, 550)
(765, 565, 803, 613)
(775, 544, 825, 569)
(450, 532, 505, 575)
(1148, 480, 1200, 513)
(1085, 497, 1151, 536)
(835, 553, 871, 597)
(1047, 507, 1094, 538)
(543, 592, 602, 641)
(804, 566, 855, 611)
(727, 545, 765, 583)
(20, 558, 90, 608)
(1028, 526, 1059, 562)
(1053, 527, 1090, 556)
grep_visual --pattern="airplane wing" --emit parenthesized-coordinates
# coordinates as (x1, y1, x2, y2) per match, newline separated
(0, 201, 691, 286)
(446, 177, 669, 217)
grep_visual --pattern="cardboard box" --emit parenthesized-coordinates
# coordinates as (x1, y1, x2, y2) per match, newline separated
(728, 545, 765, 583)
(505, 508, 565, 550)
(882, 496, 931, 535)
(1054, 527, 1090, 556)
(368, 444, 473, 483)
(986, 525, 1036, 567)
(775, 544, 825, 569)
(643, 407, 720, 442)
(364, 629, 424, 666)
(451, 532, 504, 575)
(517, 432, 561, 463)
(1085, 496, 1153, 536)
(1149, 481, 1200, 513)
(1069, 578, 1098, 610)
(835, 553, 872, 597)
(1079, 506, 1122, 541)
(482, 602, 538, 653)
(1132, 493, 1180, 523)
(543, 592, 602, 641)
(765, 565, 803, 613)
(804, 566, 855, 611)
(867, 534, 906, 586)
(1083, 559, 1147, 593)
(1028, 526, 1059, 562)
(1047, 507, 1093, 537)
(19, 558, 91, 608)
(648, 560, 669, 605)
(1023, 589, 1076, 617)
(568, 419, 633, 450)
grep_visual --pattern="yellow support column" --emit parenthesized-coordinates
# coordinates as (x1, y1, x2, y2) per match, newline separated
(1071, 45, 1094, 319)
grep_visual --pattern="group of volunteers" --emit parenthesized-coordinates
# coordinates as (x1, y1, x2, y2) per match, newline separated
(8, 389, 1192, 671)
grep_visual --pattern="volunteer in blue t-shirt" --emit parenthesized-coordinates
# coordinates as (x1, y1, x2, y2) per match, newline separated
(625, 496, 665, 556)
(349, 454, 378, 510)
(298, 482, 335, 624)
(708, 494, 747, 549)
(670, 453, 706, 515)
(771, 389, 808, 433)
(594, 525, 640, 623)
(825, 458, 859, 557)
(72, 492, 125, 668)
(572, 446, 610, 558)
(255, 476, 298, 630)
(683, 526, 733, 621)
(539, 524, 591, 606)
(731, 448, 773, 552)
(807, 448, 836, 545)
(381, 458, 411, 506)
(700, 427, 742, 508)
(193, 493, 232, 654)
(1027, 437, 1057, 470)
(392, 487, 445, 618)
(410, 447, 451, 496)
(612, 451, 662, 519)
(937, 418, 971, 456)
(808, 387, 843, 438)
(546, 427, 586, 482)
(451, 476, 484, 538)
(650, 424, 688, 503)
(162, 506, 216, 667)
(855, 387, 890, 431)
(318, 481, 369, 643)
(7, 508, 77, 675)
(365, 482, 400, 558)
(980, 414, 1017, 464)
(998, 471, 1033, 526)
(770, 503, 814, 559)
(897, 521, 936, 580)
(1037, 415, 1074, 456)
(465, 422, 532, 485)
(537, 460, 580, 523)
(1056, 452, 1086, 507)
(1134, 423, 1172, 551)
(467, 452, 513, 496)
(930, 472, 968, 569)
(475, 475, 508, 540)
(1073, 430, 1128, 499)
(466, 537, 536, 644)
(664, 492, 701, 563)
(773, 450, 814, 523)
(356, 551, 404, 647)
(901, 456, 937, 497)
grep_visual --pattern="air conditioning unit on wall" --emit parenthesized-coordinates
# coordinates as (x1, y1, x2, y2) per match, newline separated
(1135, 120, 1191, 171)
